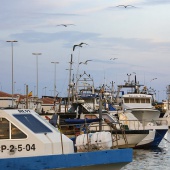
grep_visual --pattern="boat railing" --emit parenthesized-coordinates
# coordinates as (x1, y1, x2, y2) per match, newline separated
(118, 119, 168, 130)
(88, 121, 128, 148)
(58, 121, 128, 151)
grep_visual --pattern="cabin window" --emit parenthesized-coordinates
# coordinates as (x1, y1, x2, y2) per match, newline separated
(13, 114, 52, 133)
(146, 99, 150, 103)
(135, 98, 140, 103)
(130, 98, 134, 103)
(0, 118, 9, 139)
(0, 118, 27, 139)
(11, 124, 27, 139)
(124, 98, 129, 103)
(141, 98, 145, 103)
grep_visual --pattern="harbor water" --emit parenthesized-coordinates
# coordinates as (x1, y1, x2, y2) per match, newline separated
(121, 130, 170, 170)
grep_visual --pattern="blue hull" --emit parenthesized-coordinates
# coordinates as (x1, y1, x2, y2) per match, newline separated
(0, 149, 133, 170)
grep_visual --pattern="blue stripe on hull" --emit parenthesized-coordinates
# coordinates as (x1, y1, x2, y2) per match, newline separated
(134, 129, 168, 149)
(151, 129, 168, 147)
(0, 149, 133, 170)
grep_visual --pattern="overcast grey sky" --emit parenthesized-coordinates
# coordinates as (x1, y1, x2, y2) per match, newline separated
(1, 0, 170, 101)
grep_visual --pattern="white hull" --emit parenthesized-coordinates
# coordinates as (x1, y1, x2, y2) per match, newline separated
(131, 109, 160, 125)
(136, 130, 155, 146)
(113, 133, 148, 148)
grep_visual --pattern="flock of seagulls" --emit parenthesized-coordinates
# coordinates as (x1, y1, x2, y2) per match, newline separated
(55, 4, 134, 67)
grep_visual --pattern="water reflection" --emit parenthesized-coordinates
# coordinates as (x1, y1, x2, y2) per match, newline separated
(121, 130, 170, 170)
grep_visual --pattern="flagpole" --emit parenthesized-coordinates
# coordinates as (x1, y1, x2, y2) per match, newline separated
(26, 85, 28, 109)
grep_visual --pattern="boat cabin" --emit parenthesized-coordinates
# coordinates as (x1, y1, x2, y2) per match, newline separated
(0, 109, 74, 158)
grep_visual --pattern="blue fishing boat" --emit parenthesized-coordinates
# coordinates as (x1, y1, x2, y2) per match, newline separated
(0, 109, 133, 170)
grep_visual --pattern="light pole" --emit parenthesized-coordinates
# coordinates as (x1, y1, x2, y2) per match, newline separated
(34, 86, 36, 96)
(6, 40, 18, 107)
(49, 90, 52, 96)
(32, 53, 42, 97)
(42, 86, 47, 96)
(51, 62, 59, 111)
(14, 81, 16, 94)
(24, 83, 26, 95)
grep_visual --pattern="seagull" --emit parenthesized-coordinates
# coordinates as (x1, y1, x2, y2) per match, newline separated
(79, 42, 88, 46)
(79, 60, 92, 65)
(110, 58, 118, 60)
(73, 44, 82, 51)
(116, 5, 136, 8)
(73, 42, 88, 51)
(56, 24, 75, 27)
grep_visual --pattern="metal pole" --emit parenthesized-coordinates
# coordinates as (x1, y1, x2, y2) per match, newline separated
(36, 55, 38, 97)
(99, 94, 103, 132)
(26, 85, 28, 109)
(51, 62, 59, 112)
(32, 53, 42, 97)
(6, 40, 18, 108)
(68, 54, 73, 106)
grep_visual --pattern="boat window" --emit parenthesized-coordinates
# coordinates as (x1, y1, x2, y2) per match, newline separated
(0, 118, 9, 139)
(141, 98, 145, 103)
(135, 98, 140, 103)
(0, 118, 27, 139)
(11, 124, 27, 139)
(13, 114, 52, 133)
(130, 98, 134, 103)
(124, 98, 129, 103)
(146, 99, 150, 103)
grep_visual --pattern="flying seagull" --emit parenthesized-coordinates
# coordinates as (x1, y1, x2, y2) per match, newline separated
(110, 58, 118, 60)
(79, 60, 92, 65)
(116, 5, 136, 8)
(73, 42, 88, 51)
(56, 24, 75, 27)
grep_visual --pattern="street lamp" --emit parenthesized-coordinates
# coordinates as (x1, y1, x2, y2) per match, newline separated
(6, 40, 18, 107)
(32, 53, 42, 97)
(51, 62, 59, 112)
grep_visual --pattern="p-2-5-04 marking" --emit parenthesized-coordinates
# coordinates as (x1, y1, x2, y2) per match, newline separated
(0, 144, 36, 152)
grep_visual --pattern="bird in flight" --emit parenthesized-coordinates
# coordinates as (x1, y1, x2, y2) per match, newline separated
(79, 60, 92, 65)
(56, 24, 75, 27)
(73, 42, 88, 51)
(116, 5, 136, 8)
(110, 58, 118, 60)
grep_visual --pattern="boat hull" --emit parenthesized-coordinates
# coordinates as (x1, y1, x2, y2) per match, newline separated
(135, 129, 168, 148)
(0, 149, 133, 170)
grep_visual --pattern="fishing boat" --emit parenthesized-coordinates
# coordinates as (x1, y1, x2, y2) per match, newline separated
(111, 74, 168, 148)
(58, 111, 149, 149)
(0, 109, 133, 170)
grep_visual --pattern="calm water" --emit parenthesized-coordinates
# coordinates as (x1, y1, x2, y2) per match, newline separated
(121, 130, 170, 170)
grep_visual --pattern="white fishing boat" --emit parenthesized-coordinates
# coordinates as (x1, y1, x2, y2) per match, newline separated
(112, 75, 168, 148)
(58, 111, 149, 149)
(0, 109, 133, 170)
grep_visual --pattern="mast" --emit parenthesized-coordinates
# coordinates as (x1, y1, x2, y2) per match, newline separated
(68, 54, 73, 106)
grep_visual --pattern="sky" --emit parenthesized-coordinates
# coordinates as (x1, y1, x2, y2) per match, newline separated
(1, 0, 170, 101)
